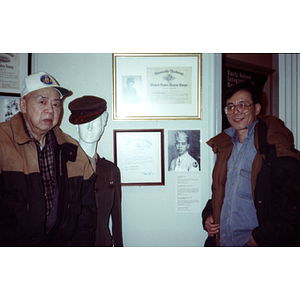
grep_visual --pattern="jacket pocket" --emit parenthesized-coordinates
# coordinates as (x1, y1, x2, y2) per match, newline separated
(60, 202, 82, 240)
(63, 202, 82, 227)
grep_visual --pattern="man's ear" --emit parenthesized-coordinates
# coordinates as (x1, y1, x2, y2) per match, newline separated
(255, 103, 261, 116)
(19, 97, 26, 113)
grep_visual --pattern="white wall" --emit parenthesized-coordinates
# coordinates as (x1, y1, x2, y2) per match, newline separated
(32, 53, 222, 247)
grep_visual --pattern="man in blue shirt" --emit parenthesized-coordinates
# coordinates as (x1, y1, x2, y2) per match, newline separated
(219, 120, 259, 246)
(202, 81, 300, 246)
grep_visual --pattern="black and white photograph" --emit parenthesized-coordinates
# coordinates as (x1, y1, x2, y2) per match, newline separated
(168, 130, 200, 172)
(122, 75, 142, 104)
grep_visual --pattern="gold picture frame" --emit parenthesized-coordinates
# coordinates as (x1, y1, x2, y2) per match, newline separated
(112, 53, 202, 120)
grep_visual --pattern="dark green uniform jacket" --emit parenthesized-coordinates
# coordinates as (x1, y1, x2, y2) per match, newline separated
(94, 156, 123, 246)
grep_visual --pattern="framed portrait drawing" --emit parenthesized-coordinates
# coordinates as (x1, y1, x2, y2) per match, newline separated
(0, 95, 20, 123)
(112, 53, 202, 120)
(114, 129, 165, 186)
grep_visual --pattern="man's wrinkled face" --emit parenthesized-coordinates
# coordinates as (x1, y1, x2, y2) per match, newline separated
(20, 88, 61, 140)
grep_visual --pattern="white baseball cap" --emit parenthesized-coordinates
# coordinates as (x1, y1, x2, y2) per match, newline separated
(21, 71, 70, 99)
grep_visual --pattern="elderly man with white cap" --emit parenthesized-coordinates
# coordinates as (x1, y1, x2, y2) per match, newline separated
(0, 71, 97, 246)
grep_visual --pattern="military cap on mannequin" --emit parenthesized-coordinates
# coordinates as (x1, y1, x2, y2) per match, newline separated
(68, 95, 107, 125)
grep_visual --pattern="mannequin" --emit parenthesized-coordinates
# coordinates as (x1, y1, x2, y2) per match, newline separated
(76, 112, 108, 170)
(68, 96, 123, 246)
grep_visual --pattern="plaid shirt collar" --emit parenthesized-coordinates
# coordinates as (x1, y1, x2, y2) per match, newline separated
(23, 119, 50, 149)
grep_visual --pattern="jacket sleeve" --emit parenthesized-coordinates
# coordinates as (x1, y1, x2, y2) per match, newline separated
(253, 156, 300, 246)
(71, 172, 97, 246)
(202, 199, 213, 230)
(111, 166, 123, 247)
(201, 199, 217, 246)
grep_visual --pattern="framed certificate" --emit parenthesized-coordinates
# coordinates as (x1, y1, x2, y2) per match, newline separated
(112, 53, 201, 120)
(0, 53, 31, 95)
(114, 129, 165, 186)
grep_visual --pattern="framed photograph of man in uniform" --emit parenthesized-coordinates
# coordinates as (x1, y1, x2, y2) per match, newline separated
(114, 129, 165, 186)
(168, 130, 200, 172)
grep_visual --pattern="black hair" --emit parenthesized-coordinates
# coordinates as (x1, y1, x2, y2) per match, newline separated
(223, 81, 262, 108)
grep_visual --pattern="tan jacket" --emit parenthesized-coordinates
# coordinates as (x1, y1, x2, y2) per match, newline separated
(0, 112, 97, 246)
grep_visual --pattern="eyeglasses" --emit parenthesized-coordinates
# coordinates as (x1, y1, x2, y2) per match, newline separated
(224, 103, 254, 115)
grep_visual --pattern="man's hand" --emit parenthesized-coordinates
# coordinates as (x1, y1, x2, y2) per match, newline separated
(204, 215, 220, 237)
(247, 234, 259, 247)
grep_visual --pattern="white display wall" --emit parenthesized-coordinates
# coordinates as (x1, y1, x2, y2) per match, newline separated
(29, 53, 222, 247)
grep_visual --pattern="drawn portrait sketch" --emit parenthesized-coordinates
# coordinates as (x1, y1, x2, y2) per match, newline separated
(4, 96, 20, 122)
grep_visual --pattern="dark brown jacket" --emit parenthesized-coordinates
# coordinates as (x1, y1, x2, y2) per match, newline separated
(203, 115, 300, 246)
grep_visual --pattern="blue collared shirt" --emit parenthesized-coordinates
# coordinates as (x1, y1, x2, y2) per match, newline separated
(220, 120, 259, 246)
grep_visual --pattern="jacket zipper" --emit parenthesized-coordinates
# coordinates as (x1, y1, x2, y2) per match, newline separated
(59, 149, 62, 176)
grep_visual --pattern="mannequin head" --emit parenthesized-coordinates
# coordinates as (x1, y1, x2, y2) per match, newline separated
(68, 96, 108, 157)
(76, 111, 108, 144)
